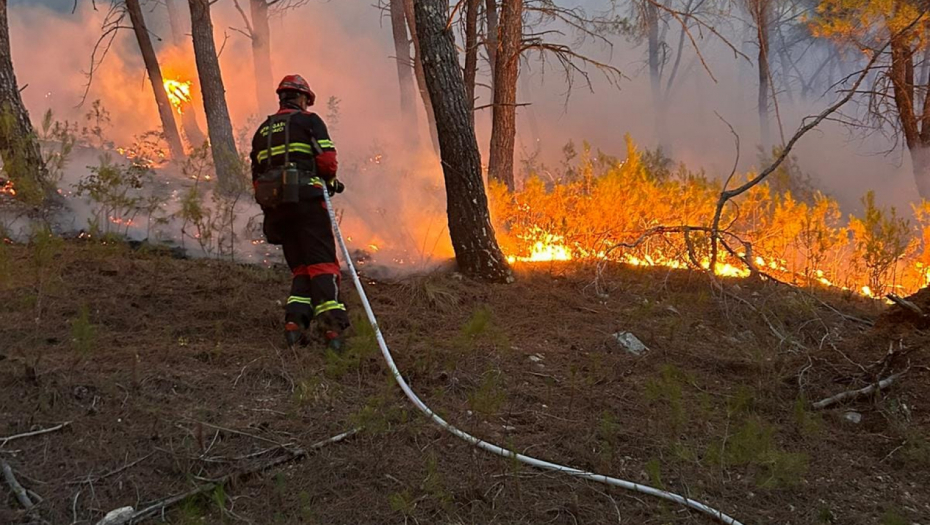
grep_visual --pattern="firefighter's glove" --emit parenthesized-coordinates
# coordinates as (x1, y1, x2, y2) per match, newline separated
(328, 179, 345, 196)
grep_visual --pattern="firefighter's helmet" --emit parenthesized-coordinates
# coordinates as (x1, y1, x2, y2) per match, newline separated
(276, 75, 316, 106)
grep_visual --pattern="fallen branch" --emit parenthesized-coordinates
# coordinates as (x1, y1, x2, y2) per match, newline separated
(1, 459, 34, 509)
(124, 428, 359, 523)
(708, 24, 908, 271)
(0, 421, 71, 448)
(812, 372, 905, 410)
(67, 452, 155, 486)
(886, 294, 926, 317)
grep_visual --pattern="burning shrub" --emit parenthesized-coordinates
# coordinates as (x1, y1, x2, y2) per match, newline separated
(75, 154, 153, 236)
(490, 136, 930, 296)
(849, 191, 913, 297)
(39, 108, 77, 187)
(174, 144, 247, 258)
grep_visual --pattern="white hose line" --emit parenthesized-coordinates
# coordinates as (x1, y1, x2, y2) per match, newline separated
(322, 191, 745, 525)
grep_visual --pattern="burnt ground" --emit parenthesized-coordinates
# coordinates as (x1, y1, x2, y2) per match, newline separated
(0, 238, 928, 525)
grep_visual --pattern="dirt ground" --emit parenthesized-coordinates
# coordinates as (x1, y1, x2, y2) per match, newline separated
(1, 238, 927, 525)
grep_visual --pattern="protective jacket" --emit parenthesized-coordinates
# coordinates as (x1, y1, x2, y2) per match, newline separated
(249, 105, 338, 197)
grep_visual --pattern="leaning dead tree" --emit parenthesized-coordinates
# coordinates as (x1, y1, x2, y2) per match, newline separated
(0, 0, 50, 204)
(81, 2, 204, 153)
(126, 0, 186, 161)
(189, 0, 241, 189)
(414, 0, 513, 282)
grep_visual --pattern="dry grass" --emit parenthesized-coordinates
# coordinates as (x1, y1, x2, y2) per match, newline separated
(0, 239, 927, 524)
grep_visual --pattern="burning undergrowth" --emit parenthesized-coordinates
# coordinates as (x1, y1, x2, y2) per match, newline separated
(491, 137, 930, 299)
(4, 106, 930, 295)
(0, 102, 454, 276)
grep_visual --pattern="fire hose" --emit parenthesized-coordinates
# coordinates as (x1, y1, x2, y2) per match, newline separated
(322, 190, 746, 525)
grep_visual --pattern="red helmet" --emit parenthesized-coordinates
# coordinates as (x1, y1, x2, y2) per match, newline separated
(276, 74, 316, 106)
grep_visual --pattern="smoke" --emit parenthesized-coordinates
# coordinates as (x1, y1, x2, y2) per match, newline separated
(5, 0, 920, 269)
(10, 1, 455, 270)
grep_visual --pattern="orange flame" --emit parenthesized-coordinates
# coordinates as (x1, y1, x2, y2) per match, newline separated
(489, 139, 930, 300)
(0, 179, 15, 197)
(163, 79, 192, 114)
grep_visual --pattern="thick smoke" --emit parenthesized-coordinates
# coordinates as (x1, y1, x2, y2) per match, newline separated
(7, 0, 920, 268)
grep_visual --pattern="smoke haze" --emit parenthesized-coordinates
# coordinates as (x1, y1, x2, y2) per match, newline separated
(8, 0, 921, 263)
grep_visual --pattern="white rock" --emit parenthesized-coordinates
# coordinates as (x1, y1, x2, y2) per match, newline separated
(528, 354, 544, 363)
(96, 507, 134, 525)
(613, 332, 649, 356)
(843, 411, 862, 424)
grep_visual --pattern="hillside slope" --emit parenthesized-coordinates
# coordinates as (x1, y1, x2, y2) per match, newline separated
(1, 239, 927, 524)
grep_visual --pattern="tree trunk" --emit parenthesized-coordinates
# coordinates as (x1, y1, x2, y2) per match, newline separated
(188, 0, 240, 189)
(390, 0, 419, 142)
(0, 0, 49, 203)
(890, 32, 919, 151)
(487, 0, 521, 191)
(890, 30, 930, 199)
(126, 0, 185, 161)
(165, 0, 206, 149)
(404, 0, 439, 152)
(165, 0, 187, 46)
(485, 0, 499, 88)
(644, 1, 669, 153)
(464, 0, 480, 121)
(910, 146, 930, 200)
(413, 0, 512, 283)
(249, 0, 276, 114)
(754, 0, 771, 148)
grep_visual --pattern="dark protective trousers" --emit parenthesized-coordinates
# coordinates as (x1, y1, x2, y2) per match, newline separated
(263, 198, 350, 332)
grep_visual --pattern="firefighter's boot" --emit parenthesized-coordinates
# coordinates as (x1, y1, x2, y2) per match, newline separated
(285, 321, 304, 348)
(323, 330, 344, 353)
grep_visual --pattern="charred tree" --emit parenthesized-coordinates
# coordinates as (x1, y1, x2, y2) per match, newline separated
(126, 0, 185, 161)
(0, 0, 49, 203)
(188, 0, 240, 189)
(464, 0, 480, 120)
(390, 0, 420, 141)
(404, 0, 439, 152)
(487, 0, 522, 191)
(413, 0, 512, 283)
(249, 0, 276, 113)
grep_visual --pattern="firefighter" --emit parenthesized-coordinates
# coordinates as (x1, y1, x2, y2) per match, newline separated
(249, 74, 349, 350)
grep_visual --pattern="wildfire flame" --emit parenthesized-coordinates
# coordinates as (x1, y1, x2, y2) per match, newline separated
(500, 226, 911, 300)
(0, 179, 15, 197)
(163, 79, 192, 114)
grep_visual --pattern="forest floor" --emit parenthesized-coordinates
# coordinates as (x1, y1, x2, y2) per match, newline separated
(1, 238, 928, 525)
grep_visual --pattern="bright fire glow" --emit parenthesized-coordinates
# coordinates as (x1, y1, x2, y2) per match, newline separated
(506, 230, 573, 263)
(498, 222, 912, 299)
(0, 179, 15, 197)
(163, 79, 192, 114)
